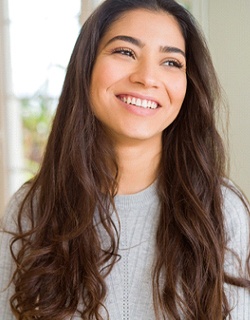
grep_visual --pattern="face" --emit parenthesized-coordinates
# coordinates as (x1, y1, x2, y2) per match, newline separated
(90, 9, 187, 146)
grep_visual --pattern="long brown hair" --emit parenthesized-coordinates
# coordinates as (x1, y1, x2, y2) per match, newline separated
(8, 0, 250, 319)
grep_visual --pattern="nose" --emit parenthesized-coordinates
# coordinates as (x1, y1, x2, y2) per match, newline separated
(129, 59, 160, 88)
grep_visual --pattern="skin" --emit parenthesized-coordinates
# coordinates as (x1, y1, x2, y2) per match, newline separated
(90, 9, 187, 194)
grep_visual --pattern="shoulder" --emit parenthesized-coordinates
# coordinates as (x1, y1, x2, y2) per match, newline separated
(0, 184, 31, 320)
(0, 183, 32, 281)
(221, 181, 250, 317)
(1, 183, 32, 233)
(221, 180, 250, 274)
(221, 180, 249, 241)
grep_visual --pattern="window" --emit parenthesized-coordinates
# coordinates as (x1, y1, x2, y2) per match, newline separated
(6, 0, 81, 196)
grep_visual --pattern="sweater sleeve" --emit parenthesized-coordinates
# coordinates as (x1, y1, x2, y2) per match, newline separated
(0, 186, 29, 320)
(222, 184, 250, 319)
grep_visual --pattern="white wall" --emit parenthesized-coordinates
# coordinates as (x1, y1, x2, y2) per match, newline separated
(206, 0, 250, 198)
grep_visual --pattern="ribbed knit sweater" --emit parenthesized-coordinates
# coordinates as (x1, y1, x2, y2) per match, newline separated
(0, 182, 250, 319)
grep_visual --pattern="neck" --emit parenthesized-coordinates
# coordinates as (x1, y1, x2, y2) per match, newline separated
(115, 138, 162, 195)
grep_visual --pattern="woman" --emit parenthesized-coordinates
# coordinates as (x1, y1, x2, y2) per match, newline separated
(1, 0, 250, 319)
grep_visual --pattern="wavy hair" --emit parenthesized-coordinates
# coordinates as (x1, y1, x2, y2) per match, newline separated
(8, 0, 250, 319)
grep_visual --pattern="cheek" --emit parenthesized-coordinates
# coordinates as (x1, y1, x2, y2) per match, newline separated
(171, 76, 187, 104)
(90, 62, 117, 115)
(164, 76, 186, 125)
(91, 60, 122, 92)
(90, 66, 108, 111)
(91, 66, 105, 91)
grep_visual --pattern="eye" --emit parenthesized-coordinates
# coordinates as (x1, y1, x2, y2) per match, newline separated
(163, 59, 184, 69)
(111, 47, 136, 59)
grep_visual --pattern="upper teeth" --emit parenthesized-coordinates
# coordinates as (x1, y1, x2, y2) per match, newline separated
(120, 96, 158, 109)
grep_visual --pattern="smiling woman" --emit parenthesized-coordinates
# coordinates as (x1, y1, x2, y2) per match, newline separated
(90, 10, 186, 154)
(90, 9, 187, 194)
(0, 0, 250, 319)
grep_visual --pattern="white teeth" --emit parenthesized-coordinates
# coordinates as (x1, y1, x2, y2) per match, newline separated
(136, 99, 141, 107)
(142, 100, 148, 108)
(120, 95, 158, 109)
(152, 102, 157, 109)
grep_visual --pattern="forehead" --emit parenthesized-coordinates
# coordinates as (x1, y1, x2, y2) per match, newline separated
(100, 8, 185, 51)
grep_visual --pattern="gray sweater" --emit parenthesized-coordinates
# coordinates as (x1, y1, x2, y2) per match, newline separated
(0, 182, 250, 319)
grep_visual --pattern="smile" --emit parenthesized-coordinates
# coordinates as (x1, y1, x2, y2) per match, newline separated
(117, 95, 159, 109)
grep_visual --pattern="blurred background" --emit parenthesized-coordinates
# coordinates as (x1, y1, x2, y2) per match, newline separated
(0, 0, 249, 215)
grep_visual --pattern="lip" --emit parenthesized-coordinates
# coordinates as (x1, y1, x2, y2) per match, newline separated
(116, 92, 161, 108)
(115, 94, 161, 116)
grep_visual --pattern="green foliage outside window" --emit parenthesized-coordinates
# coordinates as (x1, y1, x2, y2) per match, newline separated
(20, 92, 56, 179)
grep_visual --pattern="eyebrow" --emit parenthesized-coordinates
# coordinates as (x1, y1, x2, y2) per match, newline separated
(104, 35, 186, 58)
